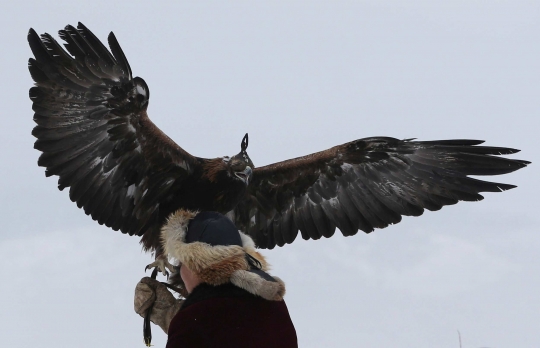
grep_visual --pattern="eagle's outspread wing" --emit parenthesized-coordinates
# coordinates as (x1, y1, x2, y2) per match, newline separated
(232, 137, 529, 249)
(29, 23, 202, 250)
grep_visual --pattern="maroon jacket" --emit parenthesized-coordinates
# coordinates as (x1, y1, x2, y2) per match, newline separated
(166, 283, 297, 348)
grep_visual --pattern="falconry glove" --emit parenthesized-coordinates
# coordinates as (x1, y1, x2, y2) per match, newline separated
(134, 277, 183, 333)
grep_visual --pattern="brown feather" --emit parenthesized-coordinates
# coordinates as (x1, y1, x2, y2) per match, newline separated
(202, 159, 227, 183)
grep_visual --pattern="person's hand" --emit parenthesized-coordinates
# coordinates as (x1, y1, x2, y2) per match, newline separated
(134, 277, 184, 333)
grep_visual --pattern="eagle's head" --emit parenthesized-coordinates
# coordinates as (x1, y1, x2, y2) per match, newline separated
(226, 133, 254, 186)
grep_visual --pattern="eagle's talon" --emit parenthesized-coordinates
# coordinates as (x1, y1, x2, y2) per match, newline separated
(145, 255, 175, 278)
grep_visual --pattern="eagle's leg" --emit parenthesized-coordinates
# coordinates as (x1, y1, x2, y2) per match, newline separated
(145, 254, 175, 278)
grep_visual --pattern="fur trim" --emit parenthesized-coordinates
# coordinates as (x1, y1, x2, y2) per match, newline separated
(230, 271, 286, 301)
(240, 232, 270, 271)
(161, 209, 197, 261)
(161, 209, 286, 301)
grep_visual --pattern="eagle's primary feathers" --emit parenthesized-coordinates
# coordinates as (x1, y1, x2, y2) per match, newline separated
(29, 23, 529, 259)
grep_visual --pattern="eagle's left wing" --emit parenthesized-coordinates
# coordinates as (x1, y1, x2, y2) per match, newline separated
(28, 23, 206, 251)
(231, 137, 529, 249)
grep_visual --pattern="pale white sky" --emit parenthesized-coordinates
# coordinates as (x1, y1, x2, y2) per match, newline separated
(1, 1, 538, 347)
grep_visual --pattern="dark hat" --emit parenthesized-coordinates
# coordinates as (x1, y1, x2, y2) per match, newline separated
(185, 211, 242, 247)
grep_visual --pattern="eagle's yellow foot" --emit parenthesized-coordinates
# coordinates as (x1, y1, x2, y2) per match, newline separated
(145, 254, 175, 278)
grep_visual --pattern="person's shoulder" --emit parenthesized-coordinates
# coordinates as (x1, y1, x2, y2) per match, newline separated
(171, 282, 287, 326)
(167, 284, 256, 342)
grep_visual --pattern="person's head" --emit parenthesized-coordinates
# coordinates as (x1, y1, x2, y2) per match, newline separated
(177, 211, 242, 293)
(162, 210, 286, 300)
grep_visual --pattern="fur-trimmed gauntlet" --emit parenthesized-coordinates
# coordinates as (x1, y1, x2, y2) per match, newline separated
(134, 277, 183, 333)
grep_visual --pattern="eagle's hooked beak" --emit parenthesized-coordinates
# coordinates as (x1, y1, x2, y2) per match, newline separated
(234, 166, 252, 185)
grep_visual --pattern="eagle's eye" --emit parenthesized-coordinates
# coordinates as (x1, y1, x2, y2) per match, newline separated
(230, 159, 246, 172)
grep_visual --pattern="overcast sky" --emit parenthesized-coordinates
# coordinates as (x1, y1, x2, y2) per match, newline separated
(1, 1, 539, 347)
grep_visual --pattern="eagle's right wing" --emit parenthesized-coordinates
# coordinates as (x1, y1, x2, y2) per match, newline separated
(29, 23, 202, 246)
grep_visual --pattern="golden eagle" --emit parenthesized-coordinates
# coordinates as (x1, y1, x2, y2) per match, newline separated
(29, 23, 529, 274)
